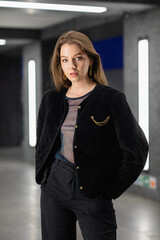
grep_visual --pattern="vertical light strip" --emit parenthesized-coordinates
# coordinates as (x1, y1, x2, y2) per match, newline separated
(138, 39, 149, 170)
(0, 39, 6, 45)
(28, 60, 37, 147)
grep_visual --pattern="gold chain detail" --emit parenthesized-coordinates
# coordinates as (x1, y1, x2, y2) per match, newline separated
(91, 116, 110, 126)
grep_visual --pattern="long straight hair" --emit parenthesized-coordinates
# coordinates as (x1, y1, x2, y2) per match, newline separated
(50, 30, 108, 91)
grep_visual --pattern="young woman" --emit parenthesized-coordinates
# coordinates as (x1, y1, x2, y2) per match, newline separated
(35, 30, 149, 240)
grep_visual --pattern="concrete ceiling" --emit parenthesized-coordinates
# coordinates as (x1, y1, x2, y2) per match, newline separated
(0, 0, 158, 53)
(0, 0, 156, 29)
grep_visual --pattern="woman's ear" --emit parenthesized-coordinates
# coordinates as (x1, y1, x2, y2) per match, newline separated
(89, 58, 93, 66)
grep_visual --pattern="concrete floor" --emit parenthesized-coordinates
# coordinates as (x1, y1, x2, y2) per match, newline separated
(0, 158, 160, 240)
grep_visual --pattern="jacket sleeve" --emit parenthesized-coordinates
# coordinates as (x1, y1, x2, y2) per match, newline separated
(35, 92, 47, 152)
(107, 91, 149, 199)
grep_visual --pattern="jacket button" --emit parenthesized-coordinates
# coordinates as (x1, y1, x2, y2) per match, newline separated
(80, 186, 83, 190)
(75, 125, 78, 128)
(76, 166, 80, 170)
(78, 106, 81, 109)
(74, 145, 78, 149)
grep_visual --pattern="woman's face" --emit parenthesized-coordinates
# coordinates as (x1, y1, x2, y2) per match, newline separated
(60, 43, 92, 83)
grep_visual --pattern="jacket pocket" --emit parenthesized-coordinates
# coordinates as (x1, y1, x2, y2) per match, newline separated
(91, 115, 110, 126)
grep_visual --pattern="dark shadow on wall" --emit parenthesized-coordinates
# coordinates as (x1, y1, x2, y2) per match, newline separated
(42, 39, 57, 92)
(0, 52, 23, 146)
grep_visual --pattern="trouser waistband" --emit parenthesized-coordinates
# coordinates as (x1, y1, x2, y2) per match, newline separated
(53, 158, 75, 171)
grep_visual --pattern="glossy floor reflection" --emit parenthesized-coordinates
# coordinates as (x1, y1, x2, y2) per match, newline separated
(0, 158, 159, 240)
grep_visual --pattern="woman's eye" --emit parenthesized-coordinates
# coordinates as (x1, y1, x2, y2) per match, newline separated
(75, 56, 82, 61)
(62, 59, 68, 63)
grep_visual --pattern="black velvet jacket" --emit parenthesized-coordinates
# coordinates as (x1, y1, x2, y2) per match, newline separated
(35, 83, 149, 199)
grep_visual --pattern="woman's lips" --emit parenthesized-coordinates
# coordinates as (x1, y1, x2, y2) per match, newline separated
(70, 72, 78, 77)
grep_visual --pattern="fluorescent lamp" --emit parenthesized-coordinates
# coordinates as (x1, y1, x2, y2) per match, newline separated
(0, 39, 6, 45)
(28, 60, 37, 147)
(0, 1, 107, 13)
(138, 39, 149, 171)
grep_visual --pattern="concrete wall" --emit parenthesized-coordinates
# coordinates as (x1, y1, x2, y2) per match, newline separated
(105, 69, 123, 92)
(124, 8, 160, 201)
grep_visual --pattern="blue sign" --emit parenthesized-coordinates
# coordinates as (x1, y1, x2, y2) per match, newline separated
(93, 36, 123, 70)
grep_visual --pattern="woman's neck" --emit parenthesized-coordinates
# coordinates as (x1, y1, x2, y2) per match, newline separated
(66, 80, 97, 98)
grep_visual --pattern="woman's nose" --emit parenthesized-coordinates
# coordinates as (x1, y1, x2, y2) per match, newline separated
(69, 59, 76, 69)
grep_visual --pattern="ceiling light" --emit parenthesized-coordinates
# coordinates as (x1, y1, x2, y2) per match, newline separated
(0, 39, 6, 45)
(0, 1, 107, 13)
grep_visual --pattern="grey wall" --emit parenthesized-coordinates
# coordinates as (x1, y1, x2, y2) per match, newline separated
(124, 8, 160, 201)
(106, 69, 123, 92)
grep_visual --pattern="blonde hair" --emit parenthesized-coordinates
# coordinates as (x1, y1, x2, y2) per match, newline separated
(50, 30, 108, 91)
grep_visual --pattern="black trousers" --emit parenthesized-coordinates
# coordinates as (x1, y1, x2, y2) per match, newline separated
(41, 158, 117, 240)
